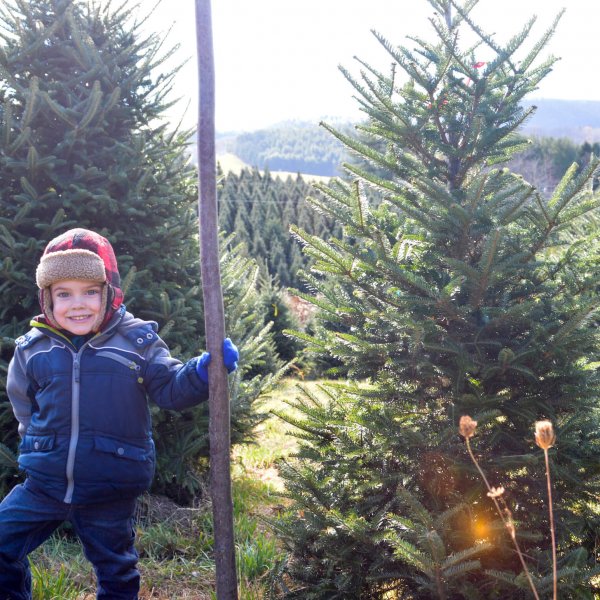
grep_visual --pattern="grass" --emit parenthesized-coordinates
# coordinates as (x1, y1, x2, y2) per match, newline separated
(27, 378, 314, 599)
(31, 563, 80, 600)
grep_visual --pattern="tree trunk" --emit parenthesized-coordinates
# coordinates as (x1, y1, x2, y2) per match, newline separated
(194, 1, 238, 597)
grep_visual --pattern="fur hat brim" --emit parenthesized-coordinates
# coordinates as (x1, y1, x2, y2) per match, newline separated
(36, 249, 106, 289)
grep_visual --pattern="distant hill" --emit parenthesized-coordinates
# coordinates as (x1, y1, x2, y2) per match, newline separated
(218, 121, 349, 177)
(522, 99, 600, 141)
(206, 99, 600, 178)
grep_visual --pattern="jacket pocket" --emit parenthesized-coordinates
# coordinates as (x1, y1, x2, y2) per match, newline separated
(95, 350, 144, 384)
(20, 433, 55, 453)
(95, 351, 142, 372)
(93, 435, 150, 461)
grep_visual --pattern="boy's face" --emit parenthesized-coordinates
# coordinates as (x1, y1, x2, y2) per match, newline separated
(50, 279, 104, 335)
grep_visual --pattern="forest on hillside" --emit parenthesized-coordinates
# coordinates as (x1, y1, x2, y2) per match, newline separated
(218, 117, 600, 180)
(220, 121, 349, 176)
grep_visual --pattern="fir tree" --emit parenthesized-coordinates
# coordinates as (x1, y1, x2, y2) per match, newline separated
(0, 0, 282, 501)
(272, 1, 600, 597)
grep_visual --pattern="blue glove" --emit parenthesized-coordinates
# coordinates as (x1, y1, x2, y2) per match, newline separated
(196, 338, 239, 384)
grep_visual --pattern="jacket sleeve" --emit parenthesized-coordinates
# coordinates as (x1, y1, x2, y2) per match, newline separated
(7, 347, 33, 437)
(143, 336, 209, 410)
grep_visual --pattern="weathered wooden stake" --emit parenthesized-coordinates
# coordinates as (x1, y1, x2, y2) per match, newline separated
(195, 1, 238, 597)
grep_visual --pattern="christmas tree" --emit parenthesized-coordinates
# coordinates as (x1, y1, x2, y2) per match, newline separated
(272, 1, 600, 597)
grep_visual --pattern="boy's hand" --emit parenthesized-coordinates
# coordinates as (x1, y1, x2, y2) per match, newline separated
(196, 338, 239, 384)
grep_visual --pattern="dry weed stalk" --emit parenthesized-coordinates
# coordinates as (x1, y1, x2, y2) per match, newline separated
(535, 420, 557, 600)
(458, 416, 541, 600)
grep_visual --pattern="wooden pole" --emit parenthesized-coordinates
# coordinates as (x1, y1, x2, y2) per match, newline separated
(195, 1, 238, 597)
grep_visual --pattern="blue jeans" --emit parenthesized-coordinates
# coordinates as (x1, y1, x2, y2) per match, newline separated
(0, 480, 139, 600)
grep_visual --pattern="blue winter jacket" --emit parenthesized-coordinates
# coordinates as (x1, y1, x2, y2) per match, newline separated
(6, 306, 208, 505)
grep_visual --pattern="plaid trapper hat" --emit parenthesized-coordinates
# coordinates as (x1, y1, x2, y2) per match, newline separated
(36, 228, 124, 332)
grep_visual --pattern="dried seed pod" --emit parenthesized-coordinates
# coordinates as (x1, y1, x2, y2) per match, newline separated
(459, 415, 477, 439)
(487, 486, 505, 498)
(535, 420, 555, 450)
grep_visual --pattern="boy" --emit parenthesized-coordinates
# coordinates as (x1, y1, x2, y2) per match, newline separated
(0, 228, 238, 600)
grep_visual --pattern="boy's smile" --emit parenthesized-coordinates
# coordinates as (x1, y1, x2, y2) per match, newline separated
(50, 279, 104, 335)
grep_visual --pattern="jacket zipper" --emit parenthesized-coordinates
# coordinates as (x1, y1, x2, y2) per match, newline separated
(95, 350, 141, 373)
(64, 348, 82, 504)
(96, 350, 143, 385)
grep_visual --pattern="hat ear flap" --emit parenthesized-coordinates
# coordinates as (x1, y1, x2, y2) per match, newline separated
(39, 288, 61, 330)
(106, 283, 115, 308)
(93, 284, 114, 332)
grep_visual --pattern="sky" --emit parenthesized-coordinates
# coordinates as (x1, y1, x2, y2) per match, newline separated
(136, 0, 599, 132)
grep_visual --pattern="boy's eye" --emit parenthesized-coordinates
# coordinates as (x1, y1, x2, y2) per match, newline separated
(86, 288, 101, 295)
(56, 291, 70, 298)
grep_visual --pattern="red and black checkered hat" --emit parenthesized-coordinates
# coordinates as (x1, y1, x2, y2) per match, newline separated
(36, 228, 124, 332)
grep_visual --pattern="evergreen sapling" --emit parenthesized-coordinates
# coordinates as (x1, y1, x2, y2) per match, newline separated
(271, 0, 600, 597)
